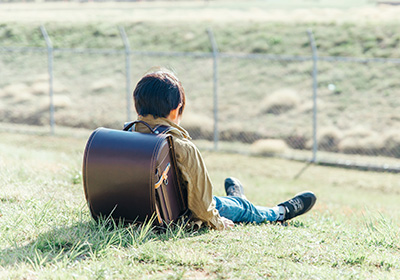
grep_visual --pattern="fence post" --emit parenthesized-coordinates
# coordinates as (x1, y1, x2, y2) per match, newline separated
(207, 28, 219, 151)
(119, 26, 132, 121)
(40, 25, 55, 135)
(307, 29, 318, 163)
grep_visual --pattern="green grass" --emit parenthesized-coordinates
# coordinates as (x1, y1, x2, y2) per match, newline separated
(2, 21, 400, 57)
(1, 130, 400, 279)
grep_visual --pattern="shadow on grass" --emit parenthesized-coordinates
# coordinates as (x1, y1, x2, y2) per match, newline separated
(0, 217, 209, 268)
(1, 215, 310, 269)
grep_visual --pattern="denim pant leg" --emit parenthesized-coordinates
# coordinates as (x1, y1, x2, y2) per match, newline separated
(214, 196, 279, 224)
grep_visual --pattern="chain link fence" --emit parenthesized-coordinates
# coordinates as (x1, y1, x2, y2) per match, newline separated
(1, 25, 399, 171)
(315, 58, 400, 170)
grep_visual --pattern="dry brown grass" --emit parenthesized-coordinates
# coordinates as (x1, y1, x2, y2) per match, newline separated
(295, 99, 326, 114)
(31, 82, 49, 96)
(90, 79, 117, 93)
(338, 137, 384, 156)
(251, 138, 289, 156)
(383, 130, 400, 158)
(180, 111, 214, 140)
(338, 128, 384, 156)
(260, 88, 300, 115)
(1, 83, 30, 99)
(39, 95, 72, 109)
(318, 126, 343, 152)
(302, 125, 400, 159)
(2, 80, 70, 108)
(181, 111, 213, 129)
(342, 126, 375, 139)
(1, 2, 399, 164)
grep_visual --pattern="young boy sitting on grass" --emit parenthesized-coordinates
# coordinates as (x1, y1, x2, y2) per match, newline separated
(132, 69, 317, 230)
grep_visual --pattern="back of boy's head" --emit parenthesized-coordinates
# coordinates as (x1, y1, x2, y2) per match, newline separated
(133, 70, 186, 118)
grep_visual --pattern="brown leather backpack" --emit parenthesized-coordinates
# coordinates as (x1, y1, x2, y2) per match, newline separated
(82, 121, 188, 226)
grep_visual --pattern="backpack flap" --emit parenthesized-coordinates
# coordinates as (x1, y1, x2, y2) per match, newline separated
(83, 127, 166, 224)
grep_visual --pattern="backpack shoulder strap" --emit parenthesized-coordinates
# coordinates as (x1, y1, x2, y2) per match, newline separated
(123, 120, 155, 133)
(153, 125, 176, 135)
(124, 121, 175, 136)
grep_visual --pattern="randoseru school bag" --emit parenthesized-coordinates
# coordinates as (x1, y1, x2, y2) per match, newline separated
(82, 120, 188, 226)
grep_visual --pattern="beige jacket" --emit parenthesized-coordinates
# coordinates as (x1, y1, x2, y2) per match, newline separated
(134, 115, 224, 230)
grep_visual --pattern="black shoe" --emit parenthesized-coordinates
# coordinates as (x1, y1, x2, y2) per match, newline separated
(278, 191, 316, 221)
(224, 177, 247, 200)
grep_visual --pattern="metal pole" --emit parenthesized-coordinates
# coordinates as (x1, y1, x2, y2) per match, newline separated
(207, 28, 219, 151)
(40, 25, 55, 135)
(307, 29, 318, 163)
(119, 26, 132, 121)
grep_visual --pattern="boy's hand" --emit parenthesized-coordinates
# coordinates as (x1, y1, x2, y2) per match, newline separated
(221, 217, 234, 230)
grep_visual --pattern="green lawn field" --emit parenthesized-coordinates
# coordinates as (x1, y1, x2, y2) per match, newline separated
(1, 3, 400, 278)
(0, 129, 399, 279)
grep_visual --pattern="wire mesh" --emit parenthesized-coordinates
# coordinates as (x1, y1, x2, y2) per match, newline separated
(316, 59, 400, 166)
(0, 50, 49, 127)
(50, 51, 126, 129)
(1, 27, 400, 170)
(218, 56, 313, 159)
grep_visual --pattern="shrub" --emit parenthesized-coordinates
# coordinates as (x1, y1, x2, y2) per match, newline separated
(285, 134, 308, 150)
(180, 112, 213, 140)
(90, 79, 116, 93)
(220, 129, 263, 144)
(382, 130, 400, 158)
(37, 94, 72, 109)
(260, 88, 300, 115)
(318, 126, 343, 152)
(338, 132, 384, 156)
(1, 83, 31, 100)
(251, 139, 288, 156)
(343, 126, 374, 139)
(31, 81, 49, 96)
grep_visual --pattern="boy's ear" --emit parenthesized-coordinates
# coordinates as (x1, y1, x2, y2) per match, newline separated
(169, 107, 179, 119)
(167, 104, 182, 124)
(171, 103, 183, 117)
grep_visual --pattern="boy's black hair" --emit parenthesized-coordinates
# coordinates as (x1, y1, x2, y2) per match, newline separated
(133, 70, 186, 118)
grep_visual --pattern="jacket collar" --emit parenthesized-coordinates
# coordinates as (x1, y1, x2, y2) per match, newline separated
(137, 115, 192, 140)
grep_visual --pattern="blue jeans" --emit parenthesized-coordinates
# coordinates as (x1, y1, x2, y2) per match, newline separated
(214, 196, 279, 223)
